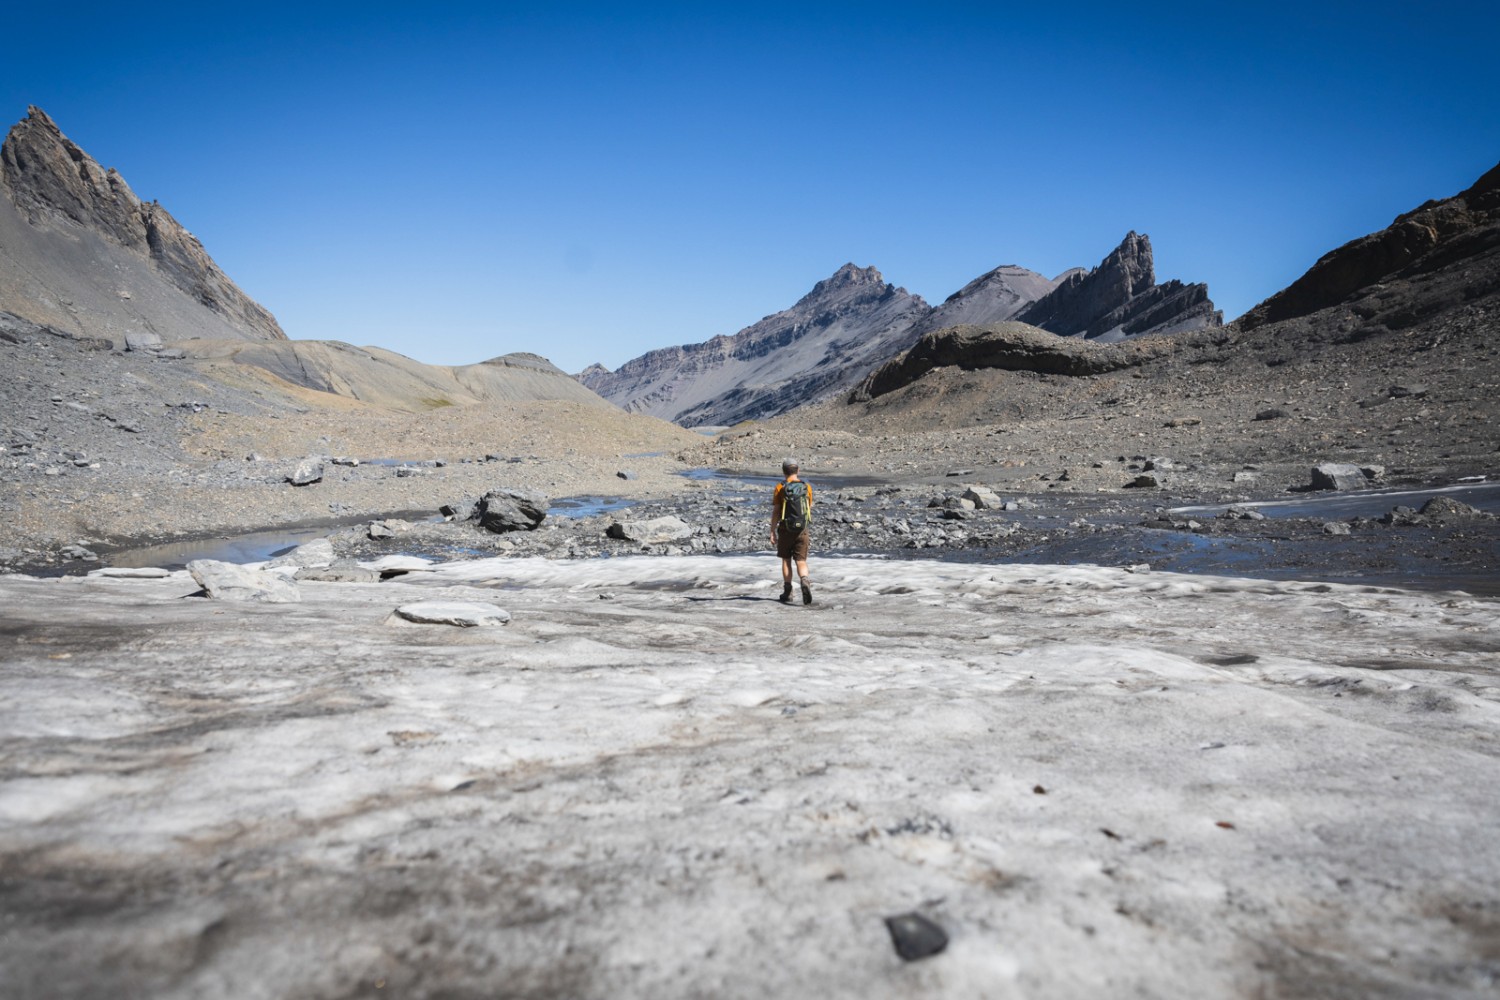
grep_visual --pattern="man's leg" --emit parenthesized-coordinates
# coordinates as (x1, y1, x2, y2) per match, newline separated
(795, 554, 812, 605)
(780, 555, 794, 602)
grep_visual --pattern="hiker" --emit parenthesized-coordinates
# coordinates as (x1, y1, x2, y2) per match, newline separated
(771, 458, 814, 604)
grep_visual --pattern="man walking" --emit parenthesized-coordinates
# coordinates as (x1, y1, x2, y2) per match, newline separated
(771, 458, 813, 605)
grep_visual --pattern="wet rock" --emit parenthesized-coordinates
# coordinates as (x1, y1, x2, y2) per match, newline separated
(1219, 507, 1265, 521)
(59, 544, 98, 562)
(440, 500, 478, 521)
(1419, 497, 1487, 519)
(607, 515, 693, 544)
(367, 519, 411, 540)
(884, 912, 948, 962)
(287, 458, 324, 486)
(1310, 463, 1368, 491)
(188, 559, 301, 603)
(472, 490, 549, 533)
(392, 601, 511, 627)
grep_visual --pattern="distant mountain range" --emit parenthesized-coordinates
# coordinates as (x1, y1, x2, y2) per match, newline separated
(580, 230, 1221, 426)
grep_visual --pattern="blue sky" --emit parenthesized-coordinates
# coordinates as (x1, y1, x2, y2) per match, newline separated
(5, 2, 1498, 374)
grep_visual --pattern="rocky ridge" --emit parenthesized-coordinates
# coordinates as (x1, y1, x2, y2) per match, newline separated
(0, 107, 286, 347)
(584, 235, 1219, 426)
(579, 263, 931, 427)
(1016, 231, 1221, 340)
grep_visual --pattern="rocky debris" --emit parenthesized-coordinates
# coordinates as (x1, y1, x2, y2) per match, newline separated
(471, 490, 548, 533)
(1125, 474, 1160, 489)
(58, 544, 98, 562)
(287, 458, 324, 486)
(1323, 521, 1353, 535)
(263, 538, 334, 569)
(1310, 463, 1372, 491)
(367, 519, 413, 539)
(187, 559, 300, 603)
(607, 515, 693, 544)
(581, 263, 933, 426)
(884, 912, 949, 961)
(391, 600, 511, 627)
(1015, 231, 1221, 341)
(1219, 507, 1266, 521)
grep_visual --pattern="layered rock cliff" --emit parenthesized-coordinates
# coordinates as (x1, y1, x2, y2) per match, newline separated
(1237, 160, 1500, 332)
(0, 106, 286, 346)
(1016, 231, 1220, 341)
(580, 263, 932, 426)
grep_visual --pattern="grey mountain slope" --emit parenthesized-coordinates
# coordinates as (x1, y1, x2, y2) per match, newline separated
(918, 264, 1059, 331)
(174, 340, 614, 412)
(0, 107, 285, 346)
(580, 263, 931, 426)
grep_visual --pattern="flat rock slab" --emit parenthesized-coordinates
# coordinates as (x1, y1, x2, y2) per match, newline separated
(88, 566, 172, 578)
(187, 559, 301, 603)
(392, 601, 511, 627)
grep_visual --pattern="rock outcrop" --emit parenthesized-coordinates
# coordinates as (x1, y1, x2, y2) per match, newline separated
(580, 263, 931, 426)
(852, 322, 1166, 401)
(0, 106, 286, 346)
(1016, 232, 1221, 341)
(1237, 161, 1500, 332)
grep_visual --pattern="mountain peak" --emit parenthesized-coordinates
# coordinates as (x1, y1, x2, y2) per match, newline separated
(0, 105, 286, 343)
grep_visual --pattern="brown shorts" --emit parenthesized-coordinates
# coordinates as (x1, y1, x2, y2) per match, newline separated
(776, 530, 810, 561)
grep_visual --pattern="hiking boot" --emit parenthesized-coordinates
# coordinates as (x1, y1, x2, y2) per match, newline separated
(779, 583, 793, 604)
(800, 576, 813, 605)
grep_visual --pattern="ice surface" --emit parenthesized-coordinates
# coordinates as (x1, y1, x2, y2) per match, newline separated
(0, 555, 1497, 997)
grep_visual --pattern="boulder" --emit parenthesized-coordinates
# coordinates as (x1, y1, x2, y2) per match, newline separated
(962, 485, 1003, 509)
(1322, 522, 1353, 535)
(471, 490, 548, 533)
(607, 515, 693, 544)
(1419, 497, 1486, 519)
(287, 458, 324, 486)
(188, 559, 301, 603)
(1310, 463, 1368, 491)
(123, 332, 162, 352)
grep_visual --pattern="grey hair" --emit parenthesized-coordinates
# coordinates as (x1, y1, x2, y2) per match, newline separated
(781, 458, 799, 475)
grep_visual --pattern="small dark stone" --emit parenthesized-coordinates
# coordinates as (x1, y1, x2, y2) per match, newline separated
(884, 912, 948, 962)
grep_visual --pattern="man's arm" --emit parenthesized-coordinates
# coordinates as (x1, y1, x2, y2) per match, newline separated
(769, 485, 780, 544)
